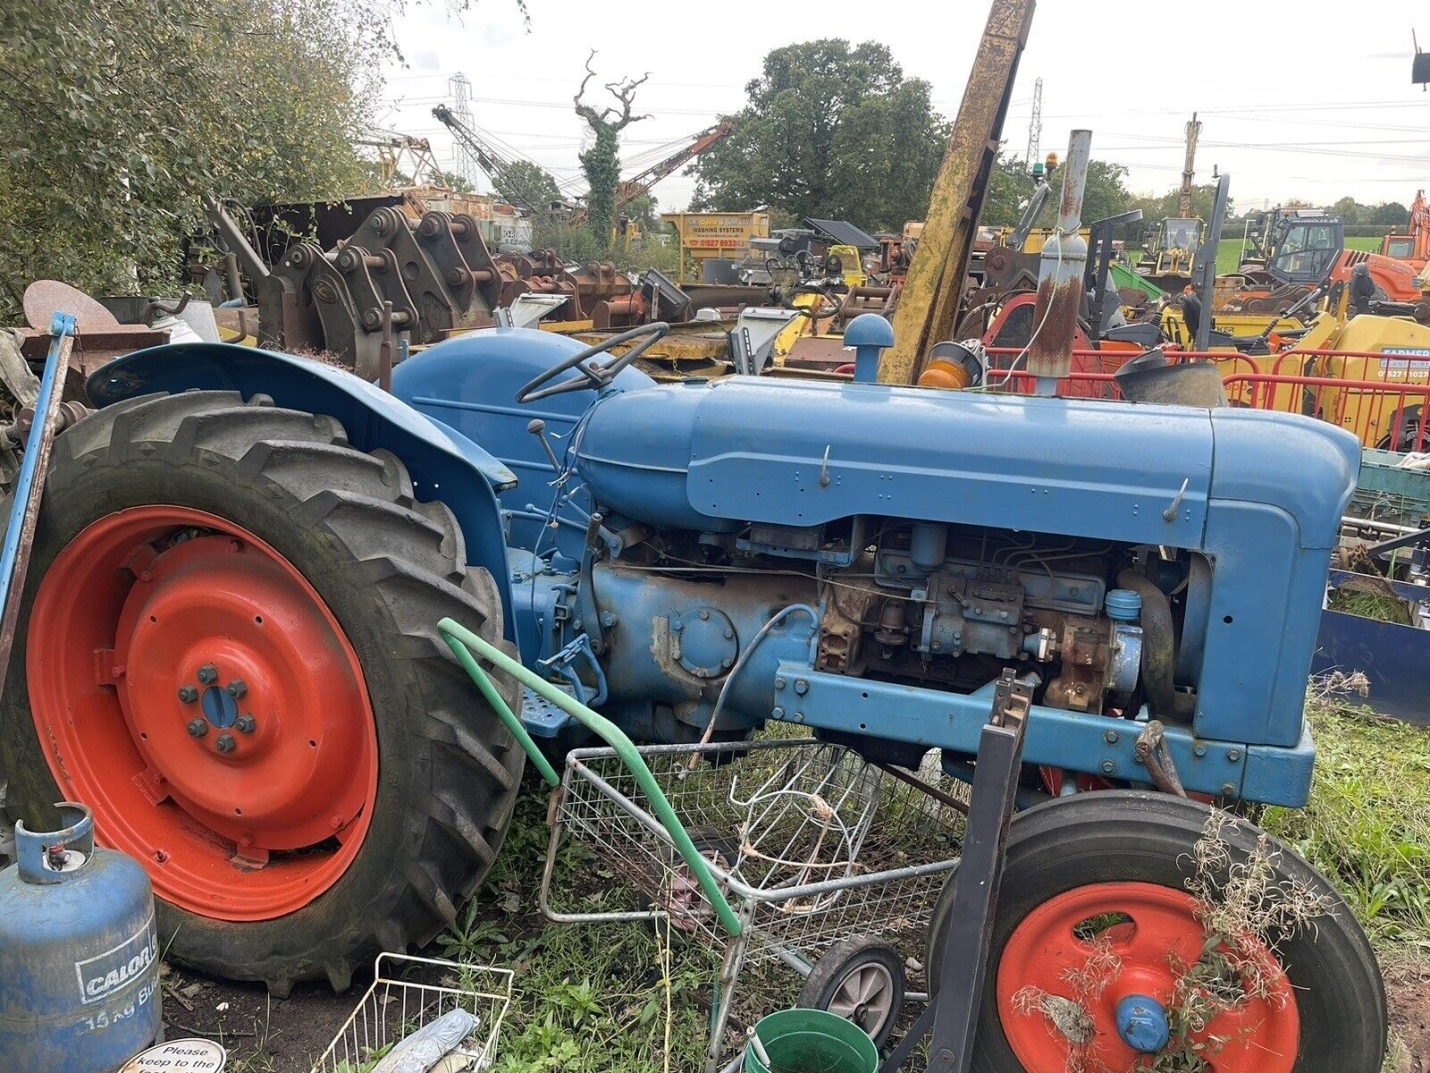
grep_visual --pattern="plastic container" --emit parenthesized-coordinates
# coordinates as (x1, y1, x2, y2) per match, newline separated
(745, 1008, 878, 1073)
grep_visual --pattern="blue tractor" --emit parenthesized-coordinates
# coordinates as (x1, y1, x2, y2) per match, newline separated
(0, 316, 1386, 1069)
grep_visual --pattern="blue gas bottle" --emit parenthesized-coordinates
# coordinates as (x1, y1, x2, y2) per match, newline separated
(0, 801, 163, 1072)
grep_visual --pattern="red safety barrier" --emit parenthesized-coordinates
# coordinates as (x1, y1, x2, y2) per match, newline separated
(981, 344, 1430, 451)
(1224, 373, 1430, 453)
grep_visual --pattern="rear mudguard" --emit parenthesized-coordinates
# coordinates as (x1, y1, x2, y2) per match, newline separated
(86, 342, 520, 646)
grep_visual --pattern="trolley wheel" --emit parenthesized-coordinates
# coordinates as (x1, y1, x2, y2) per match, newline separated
(797, 937, 906, 1047)
(925, 791, 1386, 1072)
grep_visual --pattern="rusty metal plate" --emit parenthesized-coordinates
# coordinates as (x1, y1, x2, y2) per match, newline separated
(23, 280, 123, 332)
(784, 335, 853, 368)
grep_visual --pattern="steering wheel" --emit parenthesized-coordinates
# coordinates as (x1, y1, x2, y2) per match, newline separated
(785, 284, 843, 321)
(515, 321, 670, 403)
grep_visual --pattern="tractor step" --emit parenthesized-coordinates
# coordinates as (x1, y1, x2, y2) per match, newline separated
(520, 685, 577, 738)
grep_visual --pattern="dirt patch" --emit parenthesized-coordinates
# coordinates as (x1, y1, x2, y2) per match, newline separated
(1386, 954, 1430, 1073)
(159, 963, 353, 1072)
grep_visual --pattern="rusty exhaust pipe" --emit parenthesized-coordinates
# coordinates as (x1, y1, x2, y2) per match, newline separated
(1026, 130, 1091, 394)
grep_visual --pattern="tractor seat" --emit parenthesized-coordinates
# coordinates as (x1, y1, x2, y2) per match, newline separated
(1101, 322, 1161, 348)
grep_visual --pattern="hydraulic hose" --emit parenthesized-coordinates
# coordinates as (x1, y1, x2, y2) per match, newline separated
(1115, 568, 1178, 720)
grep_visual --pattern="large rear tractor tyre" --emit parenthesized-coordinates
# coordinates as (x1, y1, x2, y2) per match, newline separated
(0, 391, 525, 994)
(926, 791, 1385, 1073)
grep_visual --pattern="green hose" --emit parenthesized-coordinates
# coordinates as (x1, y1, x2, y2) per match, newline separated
(438, 618, 743, 937)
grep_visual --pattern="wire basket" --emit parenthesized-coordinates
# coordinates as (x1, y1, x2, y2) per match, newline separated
(540, 738, 966, 1067)
(310, 953, 513, 1073)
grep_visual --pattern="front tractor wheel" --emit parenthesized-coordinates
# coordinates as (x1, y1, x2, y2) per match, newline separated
(926, 792, 1386, 1073)
(0, 391, 524, 994)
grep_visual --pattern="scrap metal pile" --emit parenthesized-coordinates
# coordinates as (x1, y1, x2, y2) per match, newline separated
(198, 198, 642, 377)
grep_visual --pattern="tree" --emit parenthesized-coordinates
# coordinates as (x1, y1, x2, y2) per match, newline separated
(493, 160, 561, 214)
(1331, 196, 1364, 226)
(689, 40, 945, 233)
(982, 153, 1138, 236)
(573, 51, 647, 249)
(1370, 201, 1411, 227)
(0, 0, 525, 322)
(434, 169, 477, 194)
(621, 192, 660, 231)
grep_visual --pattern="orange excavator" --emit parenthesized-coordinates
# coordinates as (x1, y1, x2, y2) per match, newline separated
(1216, 210, 1424, 314)
(1379, 189, 1430, 276)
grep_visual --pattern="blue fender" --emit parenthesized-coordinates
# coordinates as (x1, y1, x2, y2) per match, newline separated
(391, 327, 655, 565)
(86, 342, 520, 646)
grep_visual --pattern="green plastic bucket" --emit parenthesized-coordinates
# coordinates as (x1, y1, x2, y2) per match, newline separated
(745, 1008, 879, 1073)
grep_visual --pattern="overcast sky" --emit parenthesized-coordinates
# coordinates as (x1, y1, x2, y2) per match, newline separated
(377, 0, 1430, 217)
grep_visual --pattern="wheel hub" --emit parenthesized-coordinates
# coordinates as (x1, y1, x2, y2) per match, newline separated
(996, 882, 1299, 1072)
(1114, 993, 1169, 1053)
(28, 506, 378, 920)
(192, 676, 241, 730)
(830, 964, 894, 1033)
(115, 533, 370, 851)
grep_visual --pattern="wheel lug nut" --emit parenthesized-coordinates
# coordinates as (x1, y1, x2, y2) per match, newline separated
(226, 679, 247, 699)
(196, 663, 218, 684)
(186, 719, 208, 738)
(177, 685, 199, 704)
(215, 733, 236, 754)
(235, 714, 256, 734)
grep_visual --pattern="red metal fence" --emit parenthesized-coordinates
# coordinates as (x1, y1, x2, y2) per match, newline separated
(983, 346, 1430, 453)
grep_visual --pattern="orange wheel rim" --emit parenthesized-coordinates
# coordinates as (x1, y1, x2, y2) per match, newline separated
(996, 881, 1299, 1072)
(29, 506, 378, 920)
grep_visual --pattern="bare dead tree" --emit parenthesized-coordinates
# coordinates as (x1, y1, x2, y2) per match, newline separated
(573, 50, 650, 246)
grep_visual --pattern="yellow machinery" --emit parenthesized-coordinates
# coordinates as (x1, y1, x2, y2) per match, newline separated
(1015, 227, 1090, 255)
(1158, 308, 1303, 350)
(1156, 289, 1430, 445)
(661, 211, 771, 284)
(1297, 310, 1430, 449)
(1136, 216, 1203, 291)
(825, 244, 867, 288)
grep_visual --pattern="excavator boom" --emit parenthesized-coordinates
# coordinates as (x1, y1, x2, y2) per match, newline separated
(567, 121, 735, 227)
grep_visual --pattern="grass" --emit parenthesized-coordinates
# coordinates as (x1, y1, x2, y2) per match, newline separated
(380, 692, 1430, 1073)
(433, 698, 1430, 1072)
(1327, 587, 1415, 626)
(204, 693, 1430, 1073)
(1213, 235, 1384, 275)
(1262, 696, 1430, 949)
(436, 790, 721, 1073)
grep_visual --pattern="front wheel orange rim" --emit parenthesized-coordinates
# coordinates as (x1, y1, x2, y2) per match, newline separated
(28, 506, 378, 921)
(996, 881, 1299, 1072)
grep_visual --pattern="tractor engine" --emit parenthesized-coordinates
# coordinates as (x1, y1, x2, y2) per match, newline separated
(572, 514, 1165, 752)
(813, 521, 1143, 717)
(397, 327, 1358, 804)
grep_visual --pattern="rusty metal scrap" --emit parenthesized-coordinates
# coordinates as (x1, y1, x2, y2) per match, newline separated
(1025, 129, 1091, 387)
(1134, 720, 1188, 798)
(880, 0, 1035, 385)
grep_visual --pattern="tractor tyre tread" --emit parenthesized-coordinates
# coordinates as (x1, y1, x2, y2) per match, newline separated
(0, 390, 525, 992)
(925, 790, 1386, 1073)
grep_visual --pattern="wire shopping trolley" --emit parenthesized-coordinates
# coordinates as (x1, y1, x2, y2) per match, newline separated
(439, 619, 967, 1072)
(311, 953, 513, 1073)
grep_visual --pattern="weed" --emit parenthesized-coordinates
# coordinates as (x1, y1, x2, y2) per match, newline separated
(1008, 811, 1324, 1073)
(1327, 588, 1414, 626)
(209, 681, 1430, 1072)
(1262, 696, 1430, 946)
(429, 774, 719, 1073)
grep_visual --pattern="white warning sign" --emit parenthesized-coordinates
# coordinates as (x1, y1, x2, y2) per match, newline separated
(120, 1038, 227, 1073)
